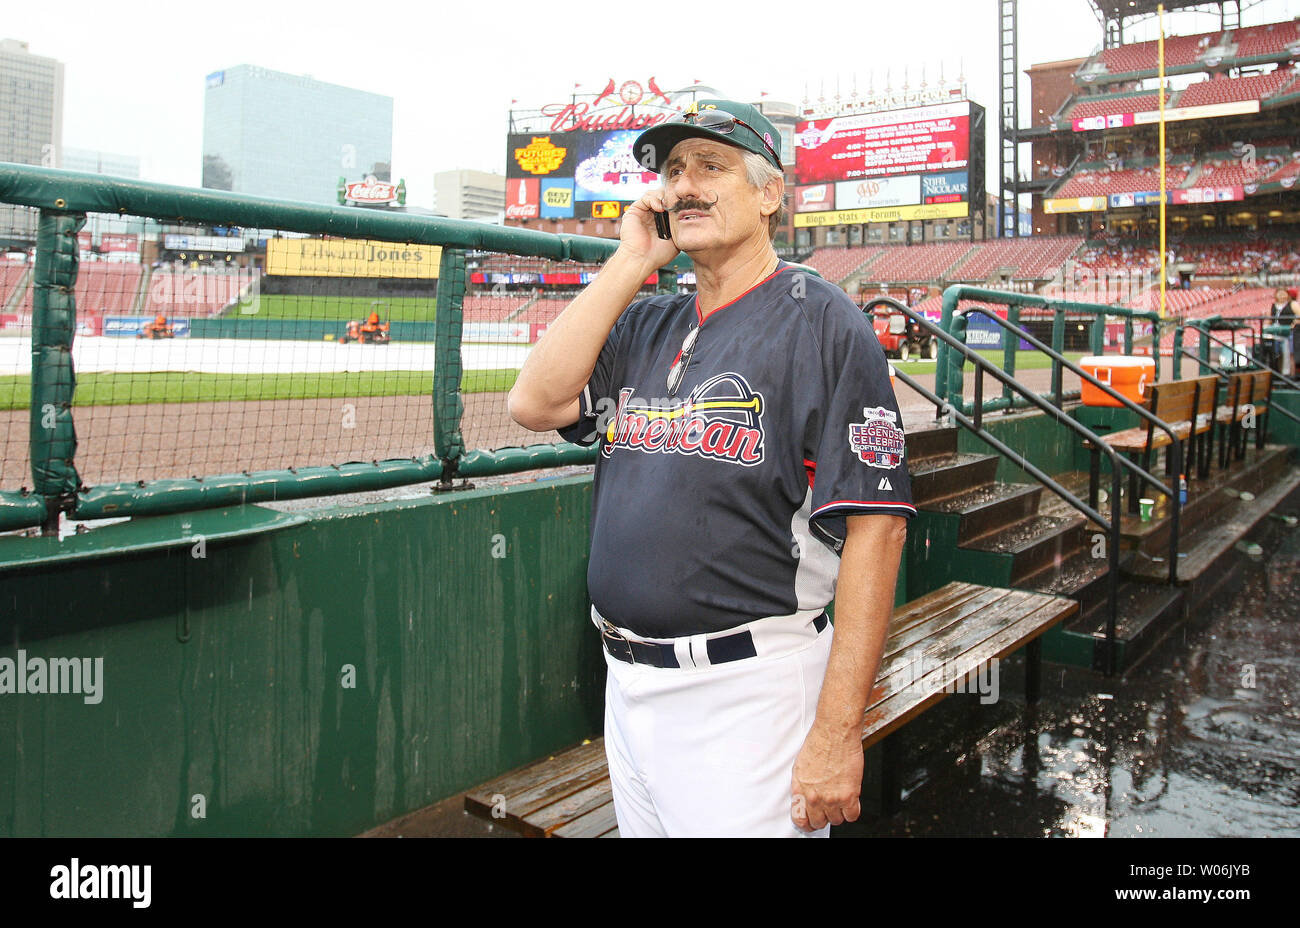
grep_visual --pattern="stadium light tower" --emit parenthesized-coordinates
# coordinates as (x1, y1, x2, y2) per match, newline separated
(998, 0, 1019, 238)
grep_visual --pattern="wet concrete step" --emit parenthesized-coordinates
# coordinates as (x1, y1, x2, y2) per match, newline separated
(963, 514, 1088, 586)
(1124, 464, 1300, 594)
(925, 482, 1044, 542)
(1066, 580, 1186, 673)
(904, 426, 959, 464)
(1018, 546, 1111, 605)
(1041, 445, 1294, 557)
(1127, 445, 1295, 558)
(909, 452, 1001, 506)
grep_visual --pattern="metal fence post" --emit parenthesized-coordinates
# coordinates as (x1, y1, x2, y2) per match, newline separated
(30, 209, 84, 534)
(432, 247, 467, 479)
(946, 314, 968, 415)
(1003, 304, 1020, 409)
(1090, 312, 1105, 356)
(1050, 305, 1065, 407)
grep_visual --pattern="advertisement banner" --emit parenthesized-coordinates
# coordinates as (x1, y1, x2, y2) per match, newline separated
(1171, 185, 1244, 204)
(101, 233, 139, 253)
(921, 170, 969, 203)
(462, 322, 532, 344)
(265, 239, 441, 278)
(963, 310, 1032, 349)
(793, 201, 968, 227)
(505, 178, 540, 219)
(507, 134, 577, 178)
(794, 101, 970, 185)
(1043, 196, 1108, 214)
(104, 316, 192, 337)
(834, 176, 921, 210)
(164, 234, 245, 253)
(794, 184, 835, 212)
(508, 129, 658, 204)
(540, 178, 575, 218)
(1072, 112, 1135, 132)
(1131, 99, 1259, 126)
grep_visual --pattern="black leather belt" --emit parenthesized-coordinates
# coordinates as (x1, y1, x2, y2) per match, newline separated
(601, 613, 828, 668)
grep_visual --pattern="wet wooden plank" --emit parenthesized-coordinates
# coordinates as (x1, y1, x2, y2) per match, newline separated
(869, 589, 1038, 708)
(885, 582, 1002, 640)
(550, 798, 620, 839)
(862, 594, 1078, 747)
(523, 778, 616, 837)
(880, 587, 1015, 662)
(464, 738, 607, 825)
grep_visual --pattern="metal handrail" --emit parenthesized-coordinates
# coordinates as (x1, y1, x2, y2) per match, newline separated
(870, 297, 1153, 675)
(951, 303, 1183, 585)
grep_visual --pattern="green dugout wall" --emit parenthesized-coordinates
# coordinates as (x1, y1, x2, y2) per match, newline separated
(0, 477, 600, 837)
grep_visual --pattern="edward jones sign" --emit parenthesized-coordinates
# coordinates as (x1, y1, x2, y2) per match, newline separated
(266, 239, 441, 278)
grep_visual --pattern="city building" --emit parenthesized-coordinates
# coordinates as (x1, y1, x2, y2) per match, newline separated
(61, 147, 140, 178)
(434, 170, 506, 223)
(0, 38, 63, 167)
(202, 65, 392, 205)
(0, 39, 63, 247)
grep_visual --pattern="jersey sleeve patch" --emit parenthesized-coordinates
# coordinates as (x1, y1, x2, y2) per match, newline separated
(848, 405, 906, 469)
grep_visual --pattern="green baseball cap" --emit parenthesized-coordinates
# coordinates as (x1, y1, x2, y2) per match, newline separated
(634, 99, 782, 174)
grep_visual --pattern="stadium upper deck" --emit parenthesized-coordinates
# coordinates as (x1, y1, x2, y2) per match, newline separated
(1025, 13, 1300, 242)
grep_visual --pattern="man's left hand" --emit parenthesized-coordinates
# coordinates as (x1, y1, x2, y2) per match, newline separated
(790, 722, 864, 832)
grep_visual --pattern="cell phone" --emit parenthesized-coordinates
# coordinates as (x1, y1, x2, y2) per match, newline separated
(654, 209, 672, 241)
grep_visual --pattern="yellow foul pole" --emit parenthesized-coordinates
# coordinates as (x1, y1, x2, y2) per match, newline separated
(1158, 3, 1167, 320)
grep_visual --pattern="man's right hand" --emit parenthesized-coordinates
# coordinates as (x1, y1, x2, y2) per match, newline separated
(620, 191, 680, 270)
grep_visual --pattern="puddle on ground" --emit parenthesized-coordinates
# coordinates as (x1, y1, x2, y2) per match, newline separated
(844, 520, 1300, 837)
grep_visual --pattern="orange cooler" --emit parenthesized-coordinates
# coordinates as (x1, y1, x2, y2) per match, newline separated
(1079, 355, 1155, 407)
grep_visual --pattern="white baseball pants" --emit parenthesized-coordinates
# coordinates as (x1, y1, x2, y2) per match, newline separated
(597, 610, 835, 838)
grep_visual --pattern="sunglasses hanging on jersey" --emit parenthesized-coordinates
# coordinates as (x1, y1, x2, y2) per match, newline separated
(667, 325, 699, 397)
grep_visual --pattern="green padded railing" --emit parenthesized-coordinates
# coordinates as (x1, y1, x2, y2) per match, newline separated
(936, 284, 1167, 415)
(0, 163, 690, 532)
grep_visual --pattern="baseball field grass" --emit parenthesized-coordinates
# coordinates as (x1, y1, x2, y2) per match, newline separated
(231, 294, 436, 322)
(0, 368, 518, 409)
(890, 349, 1089, 376)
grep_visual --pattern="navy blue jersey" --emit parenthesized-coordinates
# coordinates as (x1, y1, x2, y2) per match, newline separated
(559, 262, 915, 638)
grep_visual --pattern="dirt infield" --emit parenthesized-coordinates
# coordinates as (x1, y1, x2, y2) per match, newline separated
(0, 392, 539, 489)
(0, 366, 1093, 491)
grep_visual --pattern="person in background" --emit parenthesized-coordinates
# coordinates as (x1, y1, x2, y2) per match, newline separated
(1267, 288, 1297, 375)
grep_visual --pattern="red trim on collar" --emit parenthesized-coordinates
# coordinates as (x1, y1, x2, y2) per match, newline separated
(695, 262, 787, 325)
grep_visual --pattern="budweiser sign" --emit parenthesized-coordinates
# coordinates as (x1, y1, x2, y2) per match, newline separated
(541, 103, 673, 133)
(338, 175, 406, 207)
(526, 76, 678, 133)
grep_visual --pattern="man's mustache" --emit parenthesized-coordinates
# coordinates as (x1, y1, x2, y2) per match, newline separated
(671, 196, 718, 213)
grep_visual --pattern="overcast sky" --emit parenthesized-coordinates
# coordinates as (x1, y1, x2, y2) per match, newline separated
(6, 0, 1298, 209)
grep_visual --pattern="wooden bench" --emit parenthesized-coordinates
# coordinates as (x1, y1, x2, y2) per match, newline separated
(463, 581, 1078, 836)
(1216, 369, 1272, 467)
(1087, 375, 1218, 513)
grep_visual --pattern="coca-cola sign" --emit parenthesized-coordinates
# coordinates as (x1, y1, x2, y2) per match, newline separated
(339, 174, 406, 206)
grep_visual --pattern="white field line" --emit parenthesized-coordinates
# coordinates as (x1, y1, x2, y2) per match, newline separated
(0, 336, 531, 376)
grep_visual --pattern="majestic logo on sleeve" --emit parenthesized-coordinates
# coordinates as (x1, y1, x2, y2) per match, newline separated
(602, 373, 766, 466)
(849, 406, 905, 469)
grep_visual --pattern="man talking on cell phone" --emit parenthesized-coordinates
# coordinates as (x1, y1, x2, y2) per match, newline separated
(508, 99, 914, 837)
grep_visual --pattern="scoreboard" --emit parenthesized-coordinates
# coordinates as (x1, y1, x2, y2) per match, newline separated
(506, 129, 660, 221)
(792, 100, 985, 226)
